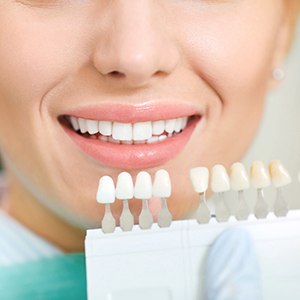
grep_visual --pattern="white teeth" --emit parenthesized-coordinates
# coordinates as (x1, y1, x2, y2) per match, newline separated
(134, 171, 152, 199)
(250, 161, 271, 189)
(153, 170, 171, 198)
(69, 116, 190, 143)
(190, 167, 209, 194)
(147, 136, 159, 144)
(86, 119, 99, 135)
(181, 117, 188, 129)
(158, 135, 167, 142)
(112, 122, 132, 141)
(174, 118, 183, 133)
(78, 118, 88, 133)
(152, 120, 165, 135)
(211, 164, 231, 193)
(116, 172, 134, 200)
(96, 176, 115, 204)
(99, 121, 112, 136)
(269, 160, 291, 188)
(165, 119, 176, 134)
(133, 121, 152, 141)
(70, 116, 80, 131)
(230, 162, 250, 191)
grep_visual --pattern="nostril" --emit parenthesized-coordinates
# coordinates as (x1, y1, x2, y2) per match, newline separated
(109, 71, 126, 79)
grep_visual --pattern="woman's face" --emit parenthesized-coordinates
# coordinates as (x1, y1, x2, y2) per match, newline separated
(0, 0, 289, 227)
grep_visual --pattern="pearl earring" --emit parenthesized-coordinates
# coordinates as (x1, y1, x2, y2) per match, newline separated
(272, 67, 285, 81)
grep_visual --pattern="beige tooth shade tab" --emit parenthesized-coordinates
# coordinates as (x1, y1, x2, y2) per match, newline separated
(96, 176, 115, 204)
(269, 160, 292, 188)
(190, 167, 209, 194)
(250, 161, 271, 189)
(230, 162, 250, 191)
(211, 164, 230, 193)
(153, 169, 172, 198)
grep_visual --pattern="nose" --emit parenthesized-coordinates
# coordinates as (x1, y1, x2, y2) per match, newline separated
(92, 1, 180, 87)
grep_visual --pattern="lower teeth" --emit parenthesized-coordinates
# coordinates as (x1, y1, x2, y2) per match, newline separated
(81, 131, 179, 144)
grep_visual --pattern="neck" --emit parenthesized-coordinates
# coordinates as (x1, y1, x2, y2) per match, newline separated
(1, 175, 85, 253)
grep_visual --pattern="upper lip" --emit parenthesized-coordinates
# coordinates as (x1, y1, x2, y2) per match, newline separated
(61, 101, 202, 123)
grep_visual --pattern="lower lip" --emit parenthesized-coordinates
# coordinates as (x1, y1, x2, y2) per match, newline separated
(62, 118, 199, 169)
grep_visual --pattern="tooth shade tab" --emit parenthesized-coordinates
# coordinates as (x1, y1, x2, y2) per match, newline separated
(250, 161, 271, 189)
(190, 167, 209, 194)
(96, 176, 115, 204)
(211, 164, 230, 193)
(134, 171, 152, 199)
(269, 160, 292, 188)
(116, 172, 134, 200)
(230, 162, 250, 191)
(153, 169, 172, 198)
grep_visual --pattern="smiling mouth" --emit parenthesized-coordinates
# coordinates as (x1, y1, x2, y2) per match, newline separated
(58, 102, 201, 169)
(60, 115, 198, 145)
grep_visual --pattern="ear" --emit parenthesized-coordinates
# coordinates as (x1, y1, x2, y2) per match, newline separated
(268, 1, 299, 88)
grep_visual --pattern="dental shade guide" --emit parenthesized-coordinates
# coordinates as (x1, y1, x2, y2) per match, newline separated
(269, 160, 291, 217)
(87, 160, 300, 300)
(190, 167, 211, 224)
(153, 170, 172, 228)
(211, 164, 231, 222)
(135, 171, 154, 230)
(116, 172, 134, 231)
(96, 176, 116, 233)
(230, 162, 251, 221)
(251, 161, 271, 219)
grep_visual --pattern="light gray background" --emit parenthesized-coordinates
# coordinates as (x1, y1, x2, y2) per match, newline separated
(219, 22, 300, 212)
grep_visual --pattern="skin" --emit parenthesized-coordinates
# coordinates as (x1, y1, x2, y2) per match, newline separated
(0, 0, 297, 251)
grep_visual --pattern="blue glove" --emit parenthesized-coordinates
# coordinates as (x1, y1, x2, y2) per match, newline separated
(204, 228, 263, 300)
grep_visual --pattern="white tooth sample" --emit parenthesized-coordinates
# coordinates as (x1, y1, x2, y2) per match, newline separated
(181, 117, 188, 129)
(99, 121, 112, 136)
(116, 172, 134, 200)
(134, 171, 152, 199)
(70, 116, 80, 131)
(211, 164, 230, 193)
(153, 169, 171, 198)
(190, 167, 209, 194)
(174, 118, 183, 133)
(86, 119, 99, 135)
(165, 119, 176, 134)
(190, 168, 211, 224)
(250, 161, 271, 189)
(96, 176, 115, 204)
(152, 120, 165, 135)
(133, 122, 152, 141)
(298, 171, 300, 183)
(230, 162, 250, 191)
(112, 122, 132, 141)
(78, 118, 88, 133)
(269, 160, 292, 188)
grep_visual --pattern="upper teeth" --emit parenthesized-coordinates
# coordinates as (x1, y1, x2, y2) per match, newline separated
(69, 116, 188, 142)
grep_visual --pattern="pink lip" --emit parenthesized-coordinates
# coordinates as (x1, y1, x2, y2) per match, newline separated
(61, 102, 201, 169)
(64, 102, 200, 122)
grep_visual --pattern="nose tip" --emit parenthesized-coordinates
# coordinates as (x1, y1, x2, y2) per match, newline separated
(92, 2, 180, 88)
